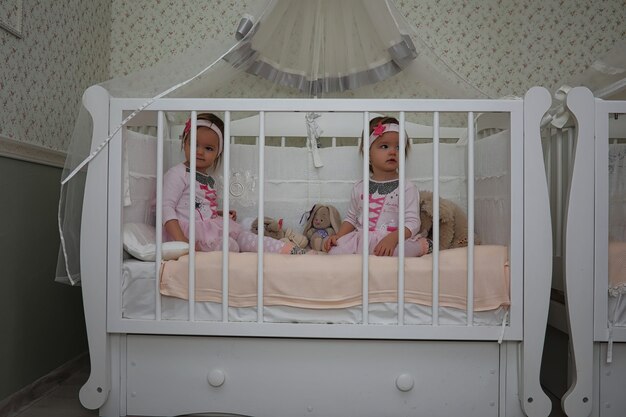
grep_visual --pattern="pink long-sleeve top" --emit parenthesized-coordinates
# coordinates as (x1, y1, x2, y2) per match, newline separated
(162, 163, 218, 225)
(344, 178, 420, 238)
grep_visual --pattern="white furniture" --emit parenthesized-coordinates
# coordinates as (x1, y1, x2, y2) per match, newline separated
(78, 85, 553, 417)
(553, 87, 626, 417)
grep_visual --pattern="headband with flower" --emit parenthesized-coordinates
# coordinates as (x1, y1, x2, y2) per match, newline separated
(182, 118, 224, 155)
(368, 122, 400, 148)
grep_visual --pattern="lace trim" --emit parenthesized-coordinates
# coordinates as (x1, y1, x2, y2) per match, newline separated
(369, 179, 399, 195)
(185, 167, 214, 187)
(609, 283, 626, 297)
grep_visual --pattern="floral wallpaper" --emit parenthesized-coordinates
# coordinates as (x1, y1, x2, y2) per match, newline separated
(1, 0, 625, 152)
(400, 0, 626, 97)
(110, 0, 626, 99)
(0, 0, 22, 35)
(0, 0, 111, 152)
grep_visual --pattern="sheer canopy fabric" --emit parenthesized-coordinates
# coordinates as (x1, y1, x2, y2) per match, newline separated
(56, 0, 489, 285)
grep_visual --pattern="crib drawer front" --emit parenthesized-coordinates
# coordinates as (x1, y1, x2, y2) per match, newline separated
(126, 335, 500, 417)
(599, 343, 626, 417)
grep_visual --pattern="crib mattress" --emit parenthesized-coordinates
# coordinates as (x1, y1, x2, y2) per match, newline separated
(160, 245, 510, 311)
(122, 259, 508, 325)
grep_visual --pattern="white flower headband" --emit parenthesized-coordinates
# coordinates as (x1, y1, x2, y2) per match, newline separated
(182, 118, 224, 155)
(368, 122, 400, 148)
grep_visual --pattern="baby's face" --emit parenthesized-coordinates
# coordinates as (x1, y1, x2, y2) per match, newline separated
(370, 131, 400, 179)
(184, 127, 220, 173)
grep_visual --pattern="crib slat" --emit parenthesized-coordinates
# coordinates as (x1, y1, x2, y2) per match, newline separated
(432, 112, 440, 326)
(467, 112, 475, 325)
(257, 112, 265, 323)
(222, 111, 231, 322)
(398, 112, 406, 325)
(188, 112, 197, 322)
(556, 129, 563, 258)
(155, 111, 164, 320)
(362, 111, 369, 325)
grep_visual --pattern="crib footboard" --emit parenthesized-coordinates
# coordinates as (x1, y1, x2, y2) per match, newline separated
(76, 88, 556, 417)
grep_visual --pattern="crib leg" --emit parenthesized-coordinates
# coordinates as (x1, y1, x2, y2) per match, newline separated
(561, 87, 595, 417)
(520, 86, 553, 417)
(79, 85, 112, 411)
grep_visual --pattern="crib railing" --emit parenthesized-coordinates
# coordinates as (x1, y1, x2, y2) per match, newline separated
(92, 90, 546, 341)
(102, 96, 540, 341)
(78, 86, 553, 413)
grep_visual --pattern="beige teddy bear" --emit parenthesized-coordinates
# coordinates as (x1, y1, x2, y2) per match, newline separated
(418, 191, 479, 250)
(302, 204, 342, 252)
(251, 217, 309, 249)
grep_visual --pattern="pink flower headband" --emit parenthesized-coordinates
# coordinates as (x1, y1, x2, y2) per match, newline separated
(369, 122, 400, 148)
(183, 118, 224, 155)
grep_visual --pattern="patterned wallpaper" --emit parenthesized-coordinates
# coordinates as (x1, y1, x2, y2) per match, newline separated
(110, 0, 626, 99)
(401, 0, 626, 97)
(1, 0, 625, 152)
(0, 0, 111, 152)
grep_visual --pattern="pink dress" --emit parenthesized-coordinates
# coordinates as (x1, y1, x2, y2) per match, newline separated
(328, 178, 422, 256)
(162, 163, 241, 251)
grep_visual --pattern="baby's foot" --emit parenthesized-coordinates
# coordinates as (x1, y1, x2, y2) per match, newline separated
(290, 246, 307, 255)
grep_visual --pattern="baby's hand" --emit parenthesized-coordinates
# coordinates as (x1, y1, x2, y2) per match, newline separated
(374, 234, 398, 256)
(324, 234, 339, 252)
(217, 210, 237, 221)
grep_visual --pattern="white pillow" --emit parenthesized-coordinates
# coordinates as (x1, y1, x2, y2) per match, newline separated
(123, 223, 189, 261)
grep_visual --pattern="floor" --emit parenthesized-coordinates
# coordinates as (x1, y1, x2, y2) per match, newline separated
(12, 360, 567, 417)
(12, 363, 97, 417)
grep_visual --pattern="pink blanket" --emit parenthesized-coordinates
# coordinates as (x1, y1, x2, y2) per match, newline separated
(160, 245, 510, 311)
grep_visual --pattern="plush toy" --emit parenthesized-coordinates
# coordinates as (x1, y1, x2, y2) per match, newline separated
(418, 191, 479, 250)
(251, 217, 309, 249)
(302, 204, 342, 252)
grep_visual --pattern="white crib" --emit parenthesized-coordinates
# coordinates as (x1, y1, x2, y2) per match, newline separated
(77, 85, 554, 417)
(553, 87, 626, 417)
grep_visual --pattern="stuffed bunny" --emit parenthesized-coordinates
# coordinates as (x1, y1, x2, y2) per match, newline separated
(303, 204, 342, 252)
(251, 216, 309, 249)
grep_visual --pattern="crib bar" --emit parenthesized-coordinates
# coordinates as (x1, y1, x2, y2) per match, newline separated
(257, 111, 265, 323)
(467, 112, 475, 325)
(332, 137, 337, 147)
(155, 111, 164, 320)
(280, 136, 285, 147)
(362, 111, 369, 324)
(188, 112, 197, 321)
(397, 112, 406, 325)
(222, 111, 231, 322)
(555, 129, 563, 258)
(432, 111, 440, 326)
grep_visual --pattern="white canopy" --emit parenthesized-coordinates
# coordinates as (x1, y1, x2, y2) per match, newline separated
(56, 0, 491, 284)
